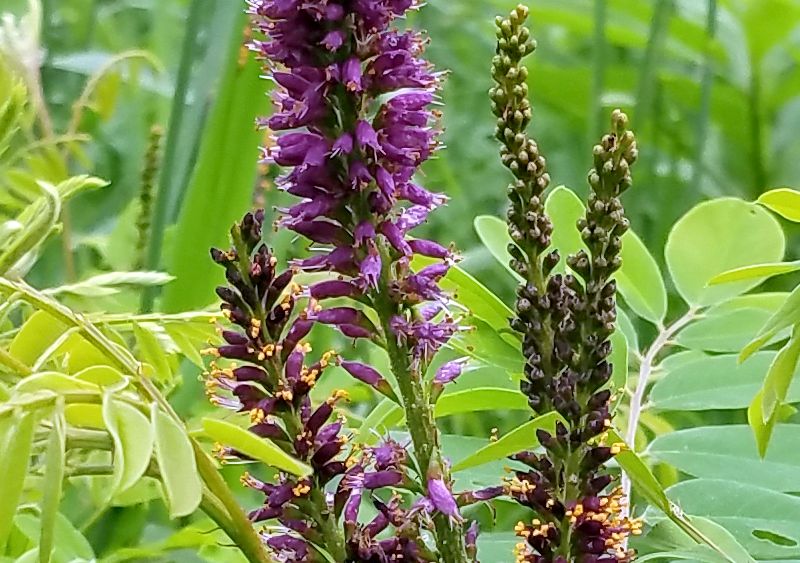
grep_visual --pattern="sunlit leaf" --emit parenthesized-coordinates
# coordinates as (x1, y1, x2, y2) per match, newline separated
(202, 418, 312, 477)
(133, 323, 172, 382)
(709, 260, 800, 285)
(452, 412, 561, 472)
(473, 215, 521, 281)
(740, 285, 800, 361)
(151, 405, 202, 518)
(0, 410, 36, 551)
(103, 396, 155, 496)
(665, 198, 785, 306)
(435, 388, 528, 418)
(758, 187, 800, 222)
(39, 405, 66, 563)
(8, 311, 68, 366)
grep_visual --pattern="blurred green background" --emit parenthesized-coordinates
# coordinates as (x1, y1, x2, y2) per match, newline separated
(4, 0, 800, 560)
(5, 0, 800, 310)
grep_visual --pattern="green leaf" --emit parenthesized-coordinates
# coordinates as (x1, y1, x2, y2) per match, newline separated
(606, 429, 668, 512)
(43, 271, 174, 298)
(664, 198, 785, 306)
(708, 260, 800, 285)
(640, 517, 756, 563)
(64, 404, 104, 429)
(12, 512, 94, 562)
(163, 324, 204, 367)
(761, 329, 800, 422)
(758, 188, 800, 222)
(202, 418, 312, 477)
(650, 352, 800, 411)
(476, 533, 520, 563)
(151, 405, 202, 518)
(616, 307, 639, 352)
(434, 388, 528, 418)
(450, 316, 524, 376)
(647, 424, 800, 492)
(544, 185, 586, 273)
(473, 215, 521, 281)
(747, 391, 796, 459)
(452, 412, 561, 472)
(676, 308, 777, 352)
(658, 479, 800, 560)
(13, 372, 99, 395)
(132, 323, 172, 382)
(356, 399, 404, 445)
(160, 15, 270, 312)
(103, 396, 155, 496)
(39, 406, 66, 563)
(738, 0, 800, 64)
(73, 365, 126, 387)
(8, 311, 69, 366)
(740, 285, 800, 361)
(617, 229, 667, 324)
(0, 410, 36, 551)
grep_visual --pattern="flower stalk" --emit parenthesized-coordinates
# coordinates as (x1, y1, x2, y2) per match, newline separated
(491, 5, 642, 560)
(244, 1, 480, 559)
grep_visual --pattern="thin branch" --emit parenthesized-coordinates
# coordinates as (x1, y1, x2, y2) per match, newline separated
(621, 308, 698, 512)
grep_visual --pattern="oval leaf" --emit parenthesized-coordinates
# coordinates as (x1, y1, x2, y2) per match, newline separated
(14, 372, 99, 395)
(617, 229, 667, 324)
(758, 187, 800, 222)
(660, 479, 800, 560)
(65, 404, 105, 429)
(650, 352, 800, 411)
(647, 424, 800, 492)
(151, 405, 202, 518)
(665, 198, 785, 306)
(474, 215, 522, 281)
(203, 418, 312, 477)
(103, 396, 155, 496)
(544, 185, 586, 273)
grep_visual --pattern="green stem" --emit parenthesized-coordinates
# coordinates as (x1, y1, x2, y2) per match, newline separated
(634, 0, 673, 126)
(0, 347, 32, 380)
(373, 263, 468, 562)
(589, 0, 607, 146)
(749, 68, 767, 196)
(141, 0, 206, 312)
(691, 0, 718, 189)
(309, 487, 347, 561)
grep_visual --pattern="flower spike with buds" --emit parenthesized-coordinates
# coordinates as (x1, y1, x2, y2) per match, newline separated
(492, 5, 642, 561)
(247, 0, 480, 559)
(207, 211, 443, 562)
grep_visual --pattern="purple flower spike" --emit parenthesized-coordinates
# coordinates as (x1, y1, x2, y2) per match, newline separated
(243, 0, 474, 559)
